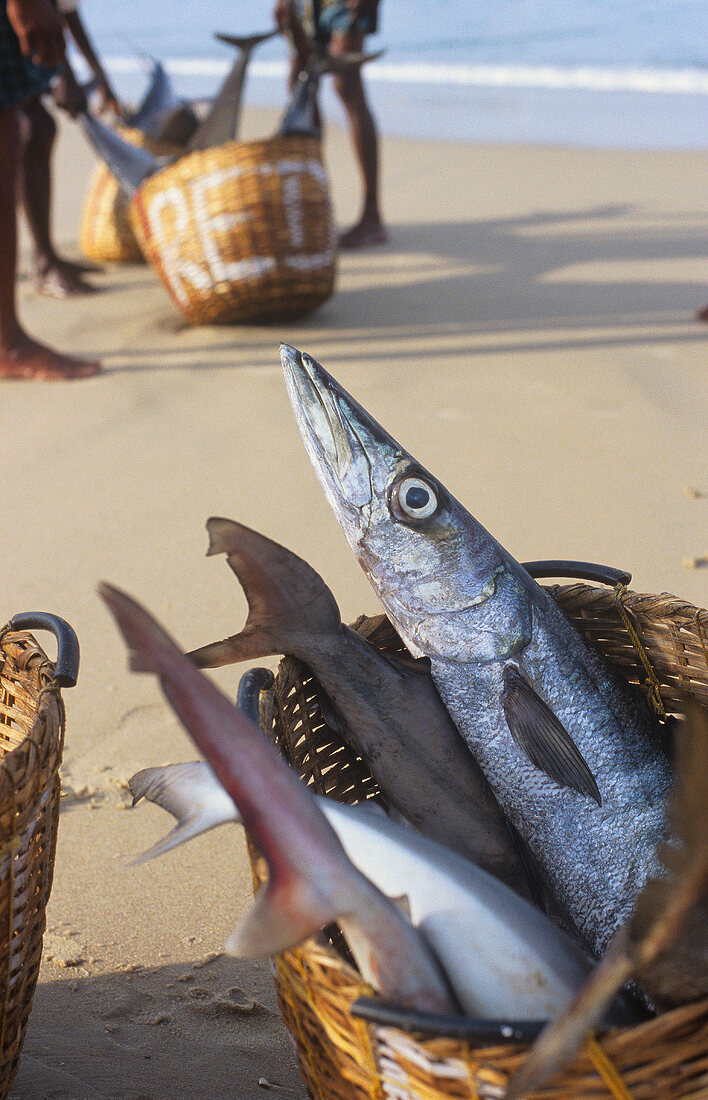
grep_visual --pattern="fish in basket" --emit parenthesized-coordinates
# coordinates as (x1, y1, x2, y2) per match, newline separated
(79, 35, 273, 266)
(103, 345, 708, 1098)
(0, 614, 78, 1099)
(104, 562, 708, 1099)
(80, 48, 378, 323)
(80, 126, 184, 265)
(80, 56, 197, 264)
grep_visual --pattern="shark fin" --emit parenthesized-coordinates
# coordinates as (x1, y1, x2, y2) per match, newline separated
(129, 762, 241, 863)
(188, 517, 342, 668)
(187, 633, 275, 669)
(214, 29, 279, 53)
(502, 665, 601, 804)
(226, 876, 342, 958)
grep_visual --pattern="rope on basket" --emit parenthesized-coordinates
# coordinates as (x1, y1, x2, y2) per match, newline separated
(584, 1036, 634, 1100)
(613, 584, 667, 721)
(695, 611, 708, 670)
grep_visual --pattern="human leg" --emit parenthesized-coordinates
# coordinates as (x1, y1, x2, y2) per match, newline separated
(0, 105, 100, 379)
(329, 31, 387, 249)
(19, 95, 97, 297)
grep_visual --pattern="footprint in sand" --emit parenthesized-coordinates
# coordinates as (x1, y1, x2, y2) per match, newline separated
(185, 985, 272, 1017)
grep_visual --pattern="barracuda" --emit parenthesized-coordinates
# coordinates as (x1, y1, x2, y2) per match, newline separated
(280, 343, 673, 959)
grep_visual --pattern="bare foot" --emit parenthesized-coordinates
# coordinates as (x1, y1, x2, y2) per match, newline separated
(697, 303, 708, 323)
(0, 335, 101, 380)
(32, 262, 98, 299)
(338, 216, 389, 251)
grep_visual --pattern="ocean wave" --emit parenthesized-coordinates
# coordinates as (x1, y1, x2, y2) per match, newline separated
(105, 55, 708, 96)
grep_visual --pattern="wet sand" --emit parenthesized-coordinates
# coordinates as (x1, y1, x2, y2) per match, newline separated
(2, 105, 707, 1098)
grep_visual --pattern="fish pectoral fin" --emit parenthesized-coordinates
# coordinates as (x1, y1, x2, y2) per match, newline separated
(502, 666, 601, 804)
(187, 631, 275, 669)
(226, 877, 341, 958)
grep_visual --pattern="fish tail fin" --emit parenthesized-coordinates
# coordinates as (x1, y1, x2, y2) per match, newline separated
(101, 582, 185, 678)
(316, 49, 384, 77)
(187, 633, 274, 669)
(194, 517, 341, 664)
(128, 762, 241, 863)
(214, 30, 278, 54)
(226, 876, 344, 958)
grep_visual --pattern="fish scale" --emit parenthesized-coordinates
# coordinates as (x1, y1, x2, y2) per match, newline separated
(280, 343, 674, 960)
(435, 635, 671, 956)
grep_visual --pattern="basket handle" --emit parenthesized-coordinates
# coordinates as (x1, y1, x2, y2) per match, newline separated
(351, 996, 544, 1042)
(522, 560, 632, 587)
(237, 667, 275, 725)
(7, 613, 80, 688)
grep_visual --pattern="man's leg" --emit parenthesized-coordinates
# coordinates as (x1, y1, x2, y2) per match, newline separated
(329, 32, 387, 250)
(0, 105, 100, 379)
(19, 95, 97, 297)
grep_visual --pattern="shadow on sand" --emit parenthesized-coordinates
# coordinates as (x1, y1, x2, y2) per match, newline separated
(94, 202, 708, 372)
(13, 956, 305, 1100)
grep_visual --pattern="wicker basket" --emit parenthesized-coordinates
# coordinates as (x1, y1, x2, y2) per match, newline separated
(0, 617, 76, 1098)
(80, 127, 182, 264)
(128, 133, 337, 324)
(254, 583, 708, 1100)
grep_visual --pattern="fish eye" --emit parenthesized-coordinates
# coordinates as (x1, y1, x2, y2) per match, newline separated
(394, 476, 438, 521)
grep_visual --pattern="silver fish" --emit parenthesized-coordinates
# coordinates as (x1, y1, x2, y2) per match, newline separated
(280, 344, 673, 959)
(278, 51, 383, 139)
(187, 517, 531, 896)
(129, 759, 632, 1022)
(78, 111, 172, 197)
(187, 30, 279, 152)
(100, 582, 456, 1013)
(507, 705, 708, 1099)
(127, 57, 180, 137)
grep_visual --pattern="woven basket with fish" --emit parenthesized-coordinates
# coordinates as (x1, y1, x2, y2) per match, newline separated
(251, 583, 708, 1100)
(0, 615, 78, 1098)
(110, 341, 708, 1100)
(80, 126, 182, 264)
(128, 133, 336, 325)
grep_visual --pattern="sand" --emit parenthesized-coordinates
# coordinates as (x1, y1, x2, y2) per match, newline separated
(1, 103, 706, 1097)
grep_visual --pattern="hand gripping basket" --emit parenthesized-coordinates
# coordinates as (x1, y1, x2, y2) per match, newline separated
(128, 133, 337, 324)
(80, 127, 182, 264)
(0, 614, 78, 1098)
(247, 570, 708, 1100)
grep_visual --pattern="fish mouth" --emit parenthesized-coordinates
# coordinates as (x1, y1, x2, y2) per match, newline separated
(281, 344, 386, 517)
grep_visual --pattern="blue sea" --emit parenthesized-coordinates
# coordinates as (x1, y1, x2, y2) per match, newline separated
(74, 1, 707, 148)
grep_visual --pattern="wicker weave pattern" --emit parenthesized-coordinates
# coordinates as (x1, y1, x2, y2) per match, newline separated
(0, 632, 63, 1098)
(259, 584, 708, 1100)
(129, 134, 336, 324)
(80, 127, 181, 264)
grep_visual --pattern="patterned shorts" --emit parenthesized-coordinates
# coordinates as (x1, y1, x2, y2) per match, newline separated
(0, 5, 57, 109)
(295, 0, 379, 45)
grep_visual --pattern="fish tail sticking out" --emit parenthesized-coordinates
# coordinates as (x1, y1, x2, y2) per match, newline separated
(214, 30, 279, 54)
(101, 582, 457, 1012)
(187, 517, 342, 669)
(129, 762, 240, 863)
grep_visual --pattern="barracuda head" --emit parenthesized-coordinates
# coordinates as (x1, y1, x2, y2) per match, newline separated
(281, 345, 531, 663)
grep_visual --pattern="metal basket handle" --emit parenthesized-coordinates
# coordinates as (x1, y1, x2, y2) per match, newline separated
(351, 996, 545, 1042)
(237, 667, 275, 725)
(522, 560, 632, 587)
(7, 613, 80, 688)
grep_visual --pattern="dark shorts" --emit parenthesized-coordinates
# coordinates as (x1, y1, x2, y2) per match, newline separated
(0, 6, 57, 109)
(295, 0, 378, 45)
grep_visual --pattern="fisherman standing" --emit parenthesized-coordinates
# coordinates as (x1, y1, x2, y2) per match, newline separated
(19, 0, 120, 298)
(0, 0, 100, 378)
(273, 0, 388, 250)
